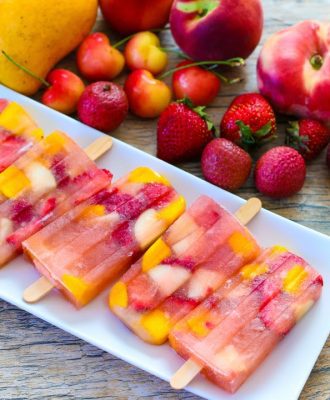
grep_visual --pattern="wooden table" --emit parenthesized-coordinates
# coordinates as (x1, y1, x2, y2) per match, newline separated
(1, 0, 329, 398)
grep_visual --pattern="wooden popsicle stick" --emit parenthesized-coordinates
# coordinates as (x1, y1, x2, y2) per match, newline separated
(84, 135, 113, 160)
(170, 197, 262, 390)
(23, 276, 54, 303)
(22, 136, 113, 304)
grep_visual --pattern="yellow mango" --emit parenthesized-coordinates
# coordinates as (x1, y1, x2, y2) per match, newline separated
(0, 0, 97, 95)
(141, 310, 170, 345)
(187, 314, 210, 337)
(241, 263, 269, 280)
(128, 167, 171, 186)
(142, 238, 171, 272)
(228, 231, 256, 258)
(157, 195, 186, 225)
(109, 282, 128, 309)
(62, 274, 93, 307)
(283, 265, 308, 294)
(44, 131, 68, 154)
(0, 101, 43, 138)
(79, 205, 106, 220)
(0, 165, 30, 198)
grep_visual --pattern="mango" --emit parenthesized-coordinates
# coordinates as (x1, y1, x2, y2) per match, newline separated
(142, 237, 171, 272)
(128, 166, 171, 186)
(0, 166, 30, 198)
(0, 0, 98, 95)
(141, 309, 170, 344)
(109, 282, 128, 309)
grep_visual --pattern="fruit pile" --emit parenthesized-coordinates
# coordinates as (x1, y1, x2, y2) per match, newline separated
(1, 0, 329, 199)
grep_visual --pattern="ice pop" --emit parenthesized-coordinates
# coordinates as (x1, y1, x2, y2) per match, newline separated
(109, 197, 261, 344)
(170, 247, 323, 392)
(0, 131, 111, 265)
(23, 167, 186, 308)
(0, 99, 43, 172)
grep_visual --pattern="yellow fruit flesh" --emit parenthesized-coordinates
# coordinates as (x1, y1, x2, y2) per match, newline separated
(141, 310, 170, 344)
(44, 131, 68, 154)
(228, 231, 256, 259)
(78, 205, 106, 220)
(157, 195, 186, 225)
(283, 265, 308, 293)
(187, 314, 210, 338)
(61, 274, 95, 307)
(109, 282, 128, 309)
(0, 165, 30, 198)
(141, 238, 171, 272)
(128, 167, 171, 186)
(241, 263, 269, 280)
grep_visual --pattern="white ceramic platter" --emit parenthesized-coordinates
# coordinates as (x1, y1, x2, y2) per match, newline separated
(0, 84, 329, 400)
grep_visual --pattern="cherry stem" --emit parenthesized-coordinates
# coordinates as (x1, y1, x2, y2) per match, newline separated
(310, 54, 323, 70)
(159, 58, 245, 79)
(212, 71, 243, 85)
(158, 47, 190, 59)
(112, 28, 164, 49)
(1, 50, 50, 87)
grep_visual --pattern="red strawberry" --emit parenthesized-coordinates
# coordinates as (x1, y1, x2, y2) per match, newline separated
(38, 198, 57, 218)
(157, 100, 215, 163)
(286, 119, 330, 161)
(254, 146, 306, 199)
(201, 138, 252, 191)
(127, 274, 159, 312)
(220, 93, 276, 148)
(111, 221, 133, 246)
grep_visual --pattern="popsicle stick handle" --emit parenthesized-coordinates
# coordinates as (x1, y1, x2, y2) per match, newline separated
(23, 276, 54, 303)
(234, 197, 262, 225)
(171, 197, 262, 390)
(170, 358, 203, 390)
(84, 136, 113, 161)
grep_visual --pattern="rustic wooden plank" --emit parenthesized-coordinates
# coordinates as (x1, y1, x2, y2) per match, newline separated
(0, 0, 329, 399)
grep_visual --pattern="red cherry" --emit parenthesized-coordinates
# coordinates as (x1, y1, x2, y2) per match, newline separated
(41, 69, 85, 115)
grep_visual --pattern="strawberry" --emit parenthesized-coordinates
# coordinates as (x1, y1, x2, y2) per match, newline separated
(285, 119, 330, 161)
(201, 138, 252, 191)
(254, 146, 306, 199)
(220, 93, 276, 148)
(127, 274, 159, 312)
(157, 99, 215, 163)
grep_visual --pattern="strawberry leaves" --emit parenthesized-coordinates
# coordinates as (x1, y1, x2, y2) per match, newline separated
(235, 120, 275, 149)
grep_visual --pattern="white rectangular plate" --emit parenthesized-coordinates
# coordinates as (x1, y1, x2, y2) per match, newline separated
(0, 84, 329, 400)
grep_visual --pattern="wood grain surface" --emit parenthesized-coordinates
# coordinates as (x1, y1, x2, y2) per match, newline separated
(1, 0, 329, 399)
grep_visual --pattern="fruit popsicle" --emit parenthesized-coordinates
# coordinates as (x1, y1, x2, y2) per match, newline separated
(0, 131, 111, 265)
(0, 100, 43, 172)
(109, 197, 260, 344)
(23, 167, 186, 308)
(169, 248, 322, 393)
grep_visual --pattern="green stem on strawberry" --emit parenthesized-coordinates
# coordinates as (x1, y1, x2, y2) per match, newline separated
(112, 28, 164, 49)
(1, 50, 50, 87)
(236, 120, 275, 149)
(158, 58, 245, 79)
(178, 97, 216, 133)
